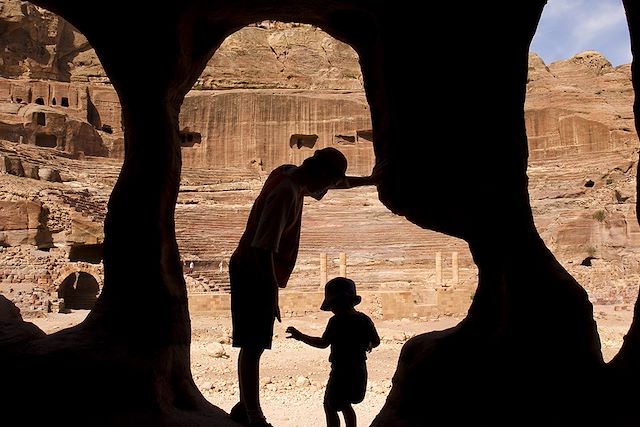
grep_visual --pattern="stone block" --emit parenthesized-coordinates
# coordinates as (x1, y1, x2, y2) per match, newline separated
(0, 155, 24, 176)
(38, 167, 62, 182)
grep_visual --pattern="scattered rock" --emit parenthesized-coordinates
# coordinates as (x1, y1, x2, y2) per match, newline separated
(205, 342, 229, 358)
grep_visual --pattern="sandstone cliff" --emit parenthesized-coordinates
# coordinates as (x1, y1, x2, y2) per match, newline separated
(0, 1, 104, 82)
(526, 51, 636, 160)
(0, 3, 362, 89)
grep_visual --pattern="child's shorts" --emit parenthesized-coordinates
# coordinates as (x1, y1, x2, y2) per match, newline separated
(324, 362, 367, 411)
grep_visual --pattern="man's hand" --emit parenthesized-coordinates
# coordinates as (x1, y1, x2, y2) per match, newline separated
(331, 158, 389, 189)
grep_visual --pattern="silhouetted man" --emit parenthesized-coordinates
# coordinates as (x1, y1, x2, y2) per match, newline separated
(228, 147, 379, 427)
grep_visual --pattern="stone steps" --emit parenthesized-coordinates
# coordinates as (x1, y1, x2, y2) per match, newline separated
(25, 140, 638, 295)
(175, 188, 475, 292)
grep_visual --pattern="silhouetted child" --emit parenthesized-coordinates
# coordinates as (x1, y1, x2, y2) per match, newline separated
(286, 277, 380, 427)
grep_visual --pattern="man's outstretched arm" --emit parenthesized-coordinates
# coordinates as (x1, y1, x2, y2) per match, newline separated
(331, 159, 387, 189)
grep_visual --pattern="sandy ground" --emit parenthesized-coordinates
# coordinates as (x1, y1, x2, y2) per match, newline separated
(29, 304, 633, 427)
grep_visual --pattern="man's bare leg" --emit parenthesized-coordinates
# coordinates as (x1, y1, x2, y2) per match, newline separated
(239, 347, 265, 423)
(343, 404, 356, 427)
(324, 400, 341, 427)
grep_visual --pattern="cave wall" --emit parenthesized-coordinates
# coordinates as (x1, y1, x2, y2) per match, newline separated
(2, 1, 639, 426)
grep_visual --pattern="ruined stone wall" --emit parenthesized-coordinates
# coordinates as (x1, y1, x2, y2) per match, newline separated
(0, 245, 103, 316)
(183, 246, 479, 320)
(0, 140, 108, 315)
(188, 287, 474, 320)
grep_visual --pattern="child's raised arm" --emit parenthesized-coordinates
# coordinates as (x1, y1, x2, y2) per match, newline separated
(285, 326, 329, 349)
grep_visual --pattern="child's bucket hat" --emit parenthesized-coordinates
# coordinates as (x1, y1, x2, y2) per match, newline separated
(320, 277, 362, 311)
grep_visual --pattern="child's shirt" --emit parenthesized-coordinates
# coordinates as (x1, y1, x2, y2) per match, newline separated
(322, 311, 380, 366)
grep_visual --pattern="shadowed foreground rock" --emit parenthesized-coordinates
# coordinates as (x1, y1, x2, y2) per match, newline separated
(2, 1, 640, 426)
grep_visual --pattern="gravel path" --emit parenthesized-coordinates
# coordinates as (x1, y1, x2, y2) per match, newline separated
(29, 304, 632, 426)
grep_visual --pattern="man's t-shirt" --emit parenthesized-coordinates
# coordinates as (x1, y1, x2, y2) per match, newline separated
(230, 165, 303, 286)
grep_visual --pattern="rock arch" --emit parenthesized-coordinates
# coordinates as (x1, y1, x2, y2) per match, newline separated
(53, 264, 104, 310)
(53, 264, 104, 291)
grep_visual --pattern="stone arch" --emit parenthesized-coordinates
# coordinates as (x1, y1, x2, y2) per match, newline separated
(53, 264, 103, 310)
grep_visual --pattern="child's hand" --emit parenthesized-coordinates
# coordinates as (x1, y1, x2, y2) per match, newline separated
(285, 326, 300, 339)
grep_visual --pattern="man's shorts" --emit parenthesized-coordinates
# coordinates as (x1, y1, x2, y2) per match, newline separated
(229, 260, 277, 350)
(324, 362, 367, 410)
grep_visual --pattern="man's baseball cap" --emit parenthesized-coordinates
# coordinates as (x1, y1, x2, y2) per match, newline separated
(311, 147, 347, 179)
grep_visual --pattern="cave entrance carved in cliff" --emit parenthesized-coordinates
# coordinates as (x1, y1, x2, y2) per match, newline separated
(289, 133, 318, 149)
(35, 133, 56, 148)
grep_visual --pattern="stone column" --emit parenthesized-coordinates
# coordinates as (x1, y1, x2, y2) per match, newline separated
(339, 252, 347, 277)
(435, 251, 442, 287)
(452, 251, 459, 285)
(320, 252, 327, 289)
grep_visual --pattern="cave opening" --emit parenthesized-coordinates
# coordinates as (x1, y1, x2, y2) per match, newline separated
(528, 0, 636, 358)
(35, 133, 57, 148)
(177, 19, 477, 344)
(57, 271, 100, 310)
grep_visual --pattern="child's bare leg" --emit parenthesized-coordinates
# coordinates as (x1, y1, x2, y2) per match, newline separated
(324, 400, 341, 427)
(342, 404, 356, 427)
